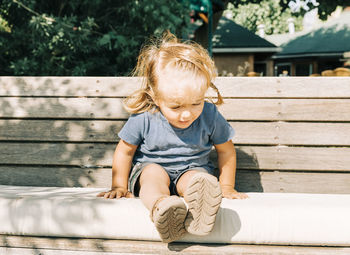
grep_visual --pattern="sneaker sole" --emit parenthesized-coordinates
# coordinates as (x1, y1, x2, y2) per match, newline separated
(153, 196, 187, 243)
(184, 173, 222, 236)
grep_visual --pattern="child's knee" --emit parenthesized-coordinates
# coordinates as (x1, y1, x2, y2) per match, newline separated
(140, 163, 170, 185)
(176, 170, 209, 196)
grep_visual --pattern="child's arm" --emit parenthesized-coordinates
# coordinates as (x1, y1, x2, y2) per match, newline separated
(97, 139, 138, 199)
(214, 140, 248, 199)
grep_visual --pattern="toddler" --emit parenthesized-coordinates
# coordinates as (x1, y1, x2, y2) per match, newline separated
(98, 32, 247, 243)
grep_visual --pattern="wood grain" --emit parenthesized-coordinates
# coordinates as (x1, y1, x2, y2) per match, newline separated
(232, 122, 350, 146)
(0, 120, 123, 142)
(2, 76, 350, 98)
(1, 166, 350, 194)
(2, 97, 350, 121)
(1, 235, 350, 255)
(2, 120, 350, 146)
(1, 77, 350, 193)
(1, 76, 350, 253)
(1, 143, 350, 171)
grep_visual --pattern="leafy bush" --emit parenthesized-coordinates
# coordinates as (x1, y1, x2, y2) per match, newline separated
(0, 0, 190, 76)
(226, 0, 303, 35)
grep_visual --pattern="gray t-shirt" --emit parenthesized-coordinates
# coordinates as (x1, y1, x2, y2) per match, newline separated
(118, 102, 235, 173)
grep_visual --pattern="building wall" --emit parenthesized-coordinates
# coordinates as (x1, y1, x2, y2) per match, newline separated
(213, 53, 254, 76)
(213, 53, 275, 76)
(266, 59, 274, 76)
(273, 57, 345, 76)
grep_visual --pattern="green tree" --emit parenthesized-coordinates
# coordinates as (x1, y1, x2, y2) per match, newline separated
(0, 0, 190, 76)
(278, 0, 350, 20)
(225, 0, 303, 35)
(2, 0, 349, 76)
(192, 0, 350, 46)
(0, 15, 10, 33)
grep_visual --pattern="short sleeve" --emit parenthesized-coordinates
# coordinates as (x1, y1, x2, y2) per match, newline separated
(118, 113, 146, 145)
(210, 107, 235, 145)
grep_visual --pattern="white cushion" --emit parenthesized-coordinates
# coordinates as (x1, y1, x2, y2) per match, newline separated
(1, 185, 349, 246)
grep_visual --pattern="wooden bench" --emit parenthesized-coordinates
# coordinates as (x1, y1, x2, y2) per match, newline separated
(0, 76, 350, 254)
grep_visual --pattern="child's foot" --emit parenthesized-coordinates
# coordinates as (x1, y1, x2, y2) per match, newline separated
(184, 172, 222, 236)
(151, 195, 187, 243)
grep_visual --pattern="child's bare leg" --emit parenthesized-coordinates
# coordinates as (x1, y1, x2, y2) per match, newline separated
(176, 170, 198, 196)
(177, 170, 222, 236)
(138, 163, 170, 210)
(138, 163, 187, 243)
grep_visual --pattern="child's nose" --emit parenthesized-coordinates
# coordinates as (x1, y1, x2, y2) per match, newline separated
(180, 109, 191, 120)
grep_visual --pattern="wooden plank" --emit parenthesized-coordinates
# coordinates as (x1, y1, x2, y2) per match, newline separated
(0, 247, 126, 255)
(219, 99, 350, 121)
(236, 170, 350, 194)
(236, 146, 350, 171)
(0, 76, 141, 97)
(1, 143, 350, 171)
(232, 122, 350, 146)
(1, 166, 349, 194)
(0, 97, 129, 119)
(0, 166, 110, 188)
(2, 98, 350, 121)
(0, 120, 124, 142)
(214, 77, 350, 98)
(0, 143, 115, 167)
(1, 235, 350, 255)
(279, 99, 350, 121)
(1, 120, 350, 146)
(2, 76, 350, 98)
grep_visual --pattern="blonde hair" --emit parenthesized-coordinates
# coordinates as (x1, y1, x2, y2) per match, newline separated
(124, 31, 223, 114)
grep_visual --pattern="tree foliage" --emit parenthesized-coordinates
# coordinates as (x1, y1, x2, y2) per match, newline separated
(226, 0, 303, 35)
(277, 0, 350, 20)
(0, 0, 190, 76)
(0, 15, 10, 33)
(227, 0, 350, 20)
(1, 0, 349, 76)
(192, 0, 350, 47)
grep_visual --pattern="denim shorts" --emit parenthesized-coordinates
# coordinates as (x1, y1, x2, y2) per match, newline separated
(128, 162, 210, 196)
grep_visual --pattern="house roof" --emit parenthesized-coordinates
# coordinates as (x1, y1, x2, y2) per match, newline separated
(265, 31, 306, 47)
(274, 10, 350, 59)
(212, 17, 279, 53)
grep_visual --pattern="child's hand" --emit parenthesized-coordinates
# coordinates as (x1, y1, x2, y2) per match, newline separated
(221, 186, 248, 199)
(97, 187, 134, 199)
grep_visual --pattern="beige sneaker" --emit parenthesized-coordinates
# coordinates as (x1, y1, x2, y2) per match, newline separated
(184, 173, 222, 236)
(151, 196, 187, 243)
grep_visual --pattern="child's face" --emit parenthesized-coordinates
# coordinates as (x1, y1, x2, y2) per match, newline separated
(155, 69, 207, 129)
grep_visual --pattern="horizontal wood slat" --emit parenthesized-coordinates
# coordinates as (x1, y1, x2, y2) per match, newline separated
(1, 166, 349, 194)
(0, 120, 123, 142)
(237, 171, 350, 194)
(0, 76, 141, 97)
(2, 235, 350, 255)
(0, 98, 128, 119)
(2, 97, 350, 121)
(0, 143, 115, 167)
(219, 99, 350, 121)
(1, 76, 350, 98)
(214, 77, 350, 98)
(1, 77, 350, 194)
(1, 143, 350, 171)
(0, 166, 107, 188)
(232, 122, 350, 146)
(2, 120, 350, 146)
(1, 76, 350, 252)
(236, 146, 350, 171)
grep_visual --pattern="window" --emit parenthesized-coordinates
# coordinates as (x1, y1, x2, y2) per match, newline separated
(275, 63, 291, 76)
(254, 62, 266, 76)
(295, 63, 313, 76)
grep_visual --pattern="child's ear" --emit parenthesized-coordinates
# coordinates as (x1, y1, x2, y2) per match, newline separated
(152, 92, 160, 107)
(148, 86, 159, 106)
(154, 98, 160, 107)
